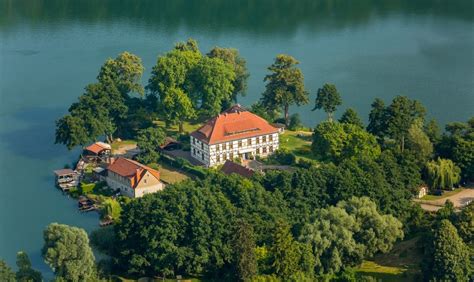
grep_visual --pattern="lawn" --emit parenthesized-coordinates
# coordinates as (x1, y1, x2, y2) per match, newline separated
(355, 236, 423, 281)
(156, 162, 189, 184)
(279, 130, 318, 161)
(154, 119, 202, 136)
(111, 139, 137, 151)
(421, 188, 464, 201)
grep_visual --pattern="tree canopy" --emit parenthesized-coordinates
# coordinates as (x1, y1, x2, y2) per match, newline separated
(0, 260, 15, 282)
(312, 83, 342, 121)
(136, 126, 166, 164)
(261, 54, 308, 125)
(42, 223, 96, 281)
(424, 158, 461, 190)
(339, 108, 363, 128)
(16, 251, 42, 282)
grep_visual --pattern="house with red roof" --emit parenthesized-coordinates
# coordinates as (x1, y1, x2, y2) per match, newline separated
(190, 105, 280, 167)
(106, 157, 164, 198)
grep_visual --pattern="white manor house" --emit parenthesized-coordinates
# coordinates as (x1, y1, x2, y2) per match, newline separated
(190, 105, 280, 167)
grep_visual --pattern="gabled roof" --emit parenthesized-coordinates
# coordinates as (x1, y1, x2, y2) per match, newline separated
(107, 158, 160, 189)
(54, 169, 75, 176)
(85, 142, 111, 154)
(221, 160, 255, 178)
(190, 104, 279, 145)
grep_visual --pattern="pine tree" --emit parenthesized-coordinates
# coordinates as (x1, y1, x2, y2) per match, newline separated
(233, 220, 257, 281)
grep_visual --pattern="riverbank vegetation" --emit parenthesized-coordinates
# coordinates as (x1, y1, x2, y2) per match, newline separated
(25, 39, 470, 281)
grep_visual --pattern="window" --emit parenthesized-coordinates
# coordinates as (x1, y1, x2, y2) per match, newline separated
(263, 147, 267, 153)
(193, 138, 196, 145)
(256, 137, 260, 144)
(263, 135, 267, 142)
(230, 153, 234, 160)
(247, 138, 252, 146)
(193, 148, 196, 155)
(270, 146, 274, 153)
(229, 142, 233, 149)
(201, 154, 204, 161)
(238, 140, 242, 148)
(269, 135, 273, 141)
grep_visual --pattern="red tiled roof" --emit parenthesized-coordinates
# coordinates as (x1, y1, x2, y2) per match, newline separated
(107, 158, 160, 189)
(221, 160, 255, 178)
(85, 142, 110, 155)
(190, 105, 279, 145)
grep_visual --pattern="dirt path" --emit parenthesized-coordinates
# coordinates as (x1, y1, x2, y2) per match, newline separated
(415, 189, 474, 211)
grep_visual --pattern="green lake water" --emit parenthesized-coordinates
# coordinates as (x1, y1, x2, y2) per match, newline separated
(0, 0, 473, 276)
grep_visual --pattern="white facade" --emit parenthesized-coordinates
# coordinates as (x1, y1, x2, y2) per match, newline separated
(191, 133, 279, 167)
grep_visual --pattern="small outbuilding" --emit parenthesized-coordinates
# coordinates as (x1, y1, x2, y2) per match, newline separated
(83, 142, 112, 163)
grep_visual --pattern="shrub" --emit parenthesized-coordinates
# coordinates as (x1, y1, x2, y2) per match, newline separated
(270, 149, 296, 165)
(79, 182, 96, 194)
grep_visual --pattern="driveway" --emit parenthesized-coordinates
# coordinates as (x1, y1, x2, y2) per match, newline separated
(415, 188, 474, 211)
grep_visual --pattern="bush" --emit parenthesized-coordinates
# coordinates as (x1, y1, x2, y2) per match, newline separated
(288, 113, 303, 131)
(79, 182, 96, 194)
(269, 149, 296, 165)
(297, 158, 317, 169)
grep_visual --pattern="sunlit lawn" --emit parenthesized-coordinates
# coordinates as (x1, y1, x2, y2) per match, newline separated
(355, 236, 423, 281)
(156, 162, 189, 184)
(279, 130, 318, 162)
(111, 139, 137, 151)
(421, 188, 464, 201)
(154, 119, 202, 136)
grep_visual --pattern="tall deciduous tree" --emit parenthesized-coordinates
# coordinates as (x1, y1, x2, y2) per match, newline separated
(16, 251, 42, 282)
(188, 56, 236, 116)
(339, 108, 363, 128)
(312, 121, 380, 163)
(42, 223, 96, 281)
(312, 83, 342, 121)
(208, 47, 249, 104)
(425, 158, 461, 190)
(261, 54, 308, 126)
(432, 220, 471, 281)
(97, 51, 145, 97)
(233, 219, 257, 281)
(136, 126, 166, 164)
(162, 87, 196, 133)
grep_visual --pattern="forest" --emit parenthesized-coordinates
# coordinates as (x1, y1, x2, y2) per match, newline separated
(1, 39, 472, 281)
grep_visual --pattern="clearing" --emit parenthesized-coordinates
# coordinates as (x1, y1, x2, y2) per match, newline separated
(279, 130, 317, 161)
(414, 188, 474, 211)
(355, 236, 423, 281)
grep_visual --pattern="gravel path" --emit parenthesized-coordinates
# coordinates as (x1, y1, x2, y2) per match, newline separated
(415, 188, 474, 211)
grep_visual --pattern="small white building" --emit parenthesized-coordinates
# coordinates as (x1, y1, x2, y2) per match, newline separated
(190, 105, 280, 167)
(106, 157, 164, 198)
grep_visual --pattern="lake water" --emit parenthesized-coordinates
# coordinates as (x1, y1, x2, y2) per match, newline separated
(1, 0, 473, 276)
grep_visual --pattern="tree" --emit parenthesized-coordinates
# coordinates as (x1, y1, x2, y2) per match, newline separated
(208, 47, 249, 103)
(406, 120, 433, 164)
(425, 158, 461, 190)
(454, 202, 473, 245)
(312, 83, 342, 121)
(97, 51, 145, 97)
(337, 197, 404, 256)
(161, 87, 196, 133)
(367, 98, 387, 140)
(288, 113, 303, 130)
(312, 121, 380, 163)
(42, 223, 96, 281)
(270, 220, 300, 279)
(147, 47, 201, 98)
(250, 101, 280, 123)
(136, 126, 166, 164)
(0, 260, 15, 282)
(424, 119, 441, 144)
(188, 56, 236, 116)
(339, 108, 363, 128)
(174, 38, 200, 52)
(385, 96, 426, 152)
(233, 220, 257, 281)
(16, 251, 42, 282)
(261, 54, 308, 126)
(432, 220, 471, 281)
(299, 206, 362, 275)
(100, 198, 122, 222)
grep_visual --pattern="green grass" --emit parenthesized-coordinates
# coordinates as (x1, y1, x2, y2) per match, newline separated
(148, 162, 189, 184)
(421, 188, 463, 201)
(111, 140, 137, 151)
(355, 236, 423, 281)
(154, 119, 202, 136)
(279, 130, 318, 162)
